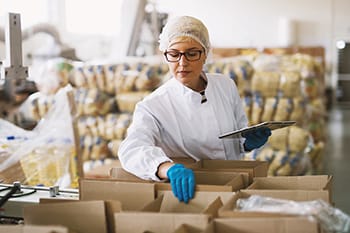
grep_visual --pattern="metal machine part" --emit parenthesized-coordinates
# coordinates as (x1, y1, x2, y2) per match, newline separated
(0, 13, 30, 103)
(0, 182, 79, 219)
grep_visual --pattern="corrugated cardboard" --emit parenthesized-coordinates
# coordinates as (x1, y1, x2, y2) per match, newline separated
(243, 189, 330, 203)
(114, 212, 210, 233)
(193, 160, 268, 185)
(202, 217, 320, 233)
(156, 170, 246, 193)
(247, 175, 332, 190)
(108, 167, 150, 182)
(109, 159, 263, 187)
(109, 167, 246, 193)
(143, 191, 224, 216)
(155, 190, 235, 209)
(0, 225, 70, 233)
(79, 178, 155, 210)
(246, 175, 333, 202)
(114, 191, 229, 233)
(23, 200, 121, 233)
(219, 190, 331, 218)
(171, 224, 203, 233)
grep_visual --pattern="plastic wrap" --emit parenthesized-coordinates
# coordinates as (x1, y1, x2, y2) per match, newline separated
(0, 86, 79, 188)
(236, 195, 350, 232)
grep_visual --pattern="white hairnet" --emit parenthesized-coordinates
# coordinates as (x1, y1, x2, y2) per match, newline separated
(159, 16, 210, 54)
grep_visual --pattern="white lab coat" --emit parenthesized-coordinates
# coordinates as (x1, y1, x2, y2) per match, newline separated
(118, 72, 248, 180)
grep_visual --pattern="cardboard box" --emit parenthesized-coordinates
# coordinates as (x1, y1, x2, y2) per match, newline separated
(155, 190, 235, 208)
(242, 189, 330, 203)
(114, 191, 229, 233)
(115, 212, 210, 233)
(0, 225, 70, 233)
(156, 170, 246, 193)
(109, 167, 246, 192)
(79, 178, 155, 210)
(109, 167, 151, 182)
(218, 190, 330, 218)
(193, 160, 268, 185)
(23, 200, 121, 233)
(84, 159, 122, 178)
(144, 191, 227, 216)
(246, 175, 333, 202)
(202, 217, 320, 233)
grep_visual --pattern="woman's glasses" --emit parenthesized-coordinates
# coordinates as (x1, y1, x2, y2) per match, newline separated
(164, 50, 203, 62)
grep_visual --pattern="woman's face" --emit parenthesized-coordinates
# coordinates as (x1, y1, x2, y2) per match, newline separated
(165, 38, 206, 91)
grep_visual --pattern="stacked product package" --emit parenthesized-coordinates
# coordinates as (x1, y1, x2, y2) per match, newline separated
(204, 53, 326, 176)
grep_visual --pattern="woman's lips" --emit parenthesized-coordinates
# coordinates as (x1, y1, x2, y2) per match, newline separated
(177, 71, 190, 75)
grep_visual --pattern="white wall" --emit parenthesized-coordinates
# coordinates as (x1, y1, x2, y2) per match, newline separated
(2, 0, 350, 87)
(154, 0, 350, 88)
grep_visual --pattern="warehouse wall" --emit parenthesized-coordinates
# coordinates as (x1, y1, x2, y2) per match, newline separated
(155, 0, 350, 88)
(156, 0, 331, 48)
(1, 0, 350, 88)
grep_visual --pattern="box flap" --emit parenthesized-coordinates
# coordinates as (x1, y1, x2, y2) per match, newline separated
(109, 167, 150, 182)
(198, 160, 268, 184)
(23, 200, 109, 233)
(141, 194, 164, 212)
(248, 175, 332, 190)
(0, 225, 70, 233)
(172, 224, 203, 233)
(209, 217, 320, 233)
(243, 189, 330, 203)
(158, 191, 228, 216)
(114, 212, 210, 233)
(79, 179, 155, 210)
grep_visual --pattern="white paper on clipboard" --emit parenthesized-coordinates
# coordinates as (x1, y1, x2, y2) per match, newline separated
(218, 121, 296, 139)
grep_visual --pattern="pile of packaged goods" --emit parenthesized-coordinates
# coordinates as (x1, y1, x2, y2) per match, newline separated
(10, 58, 169, 178)
(204, 53, 326, 175)
(3, 51, 325, 186)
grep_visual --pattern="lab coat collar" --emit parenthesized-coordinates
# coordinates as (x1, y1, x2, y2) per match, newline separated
(170, 72, 209, 105)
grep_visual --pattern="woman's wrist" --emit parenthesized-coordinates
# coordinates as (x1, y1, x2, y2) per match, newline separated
(156, 161, 174, 179)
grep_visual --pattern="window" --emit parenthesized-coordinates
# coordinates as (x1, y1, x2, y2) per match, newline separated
(0, 0, 48, 28)
(65, 0, 123, 36)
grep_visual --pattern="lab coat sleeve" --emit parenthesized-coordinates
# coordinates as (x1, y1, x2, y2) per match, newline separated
(118, 103, 172, 181)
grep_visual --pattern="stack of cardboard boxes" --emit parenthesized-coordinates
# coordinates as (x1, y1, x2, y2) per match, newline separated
(1, 159, 339, 233)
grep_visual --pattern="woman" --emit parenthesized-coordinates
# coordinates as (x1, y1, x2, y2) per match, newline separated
(118, 16, 271, 203)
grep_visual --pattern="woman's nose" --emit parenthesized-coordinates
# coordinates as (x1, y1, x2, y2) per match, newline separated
(178, 54, 189, 65)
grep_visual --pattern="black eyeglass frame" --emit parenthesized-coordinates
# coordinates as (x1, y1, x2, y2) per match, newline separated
(163, 50, 204, 62)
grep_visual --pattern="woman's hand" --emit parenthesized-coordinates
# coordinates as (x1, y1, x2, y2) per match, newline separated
(243, 127, 272, 151)
(158, 162, 195, 203)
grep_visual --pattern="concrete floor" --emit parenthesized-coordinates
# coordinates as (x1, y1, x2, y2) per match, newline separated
(323, 103, 350, 230)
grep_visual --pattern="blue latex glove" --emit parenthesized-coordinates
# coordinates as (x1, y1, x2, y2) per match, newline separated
(243, 127, 272, 151)
(167, 164, 195, 203)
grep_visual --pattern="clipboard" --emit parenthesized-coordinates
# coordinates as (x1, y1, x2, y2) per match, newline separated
(218, 121, 296, 139)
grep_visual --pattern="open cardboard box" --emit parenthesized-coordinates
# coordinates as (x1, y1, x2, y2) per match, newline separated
(114, 191, 232, 233)
(0, 225, 71, 233)
(242, 188, 330, 203)
(79, 178, 155, 210)
(156, 170, 246, 193)
(192, 160, 268, 185)
(218, 190, 330, 218)
(109, 167, 247, 192)
(109, 159, 267, 186)
(246, 175, 333, 202)
(23, 200, 121, 233)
